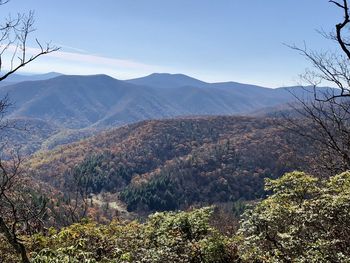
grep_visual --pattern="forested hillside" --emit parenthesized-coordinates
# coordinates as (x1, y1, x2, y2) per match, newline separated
(0, 73, 329, 156)
(27, 116, 315, 215)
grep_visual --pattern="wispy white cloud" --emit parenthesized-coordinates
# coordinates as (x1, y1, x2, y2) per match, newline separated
(4, 44, 163, 73)
(0, 44, 173, 80)
(31, 46, 160, 71)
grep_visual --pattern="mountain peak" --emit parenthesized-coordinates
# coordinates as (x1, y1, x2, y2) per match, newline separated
(126, 72, 207, 89)
(148, 72, 195, 78)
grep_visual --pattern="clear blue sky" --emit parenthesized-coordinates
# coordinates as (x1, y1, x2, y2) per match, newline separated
(0, 0, 342, 87)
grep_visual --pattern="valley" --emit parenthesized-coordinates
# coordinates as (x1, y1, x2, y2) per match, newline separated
(0, 1, 348, 261)
(0, 73, 343, 263)
(0, 72, 321, 219)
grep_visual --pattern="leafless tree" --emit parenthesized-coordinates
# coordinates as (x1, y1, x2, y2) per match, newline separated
(0, 9, 59, 81)
(64, 167, 89, 225)
(284, 0, 350, 174)
(0, 1, 59, 262)
(0, 151, 47, 263)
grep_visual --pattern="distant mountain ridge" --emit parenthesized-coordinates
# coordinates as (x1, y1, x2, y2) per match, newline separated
(2, 72, 62, 83)
(0, 73, 303, 130)
(0, 72, 330, 155)
(0, 72, 62, 87)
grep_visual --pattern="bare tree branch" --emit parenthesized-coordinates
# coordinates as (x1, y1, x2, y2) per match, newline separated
(0, 1, 59, 262)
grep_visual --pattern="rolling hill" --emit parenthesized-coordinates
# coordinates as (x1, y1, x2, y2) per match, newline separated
(27, 116, 317, 214)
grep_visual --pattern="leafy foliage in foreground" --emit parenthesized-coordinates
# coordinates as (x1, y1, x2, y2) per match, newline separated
(27, 207, 237, 263)
(3, 171, 350, 262)
(238, 171, 350, 262)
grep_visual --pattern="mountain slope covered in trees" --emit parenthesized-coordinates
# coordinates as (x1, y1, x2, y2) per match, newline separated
(0, 73, 319, 155)
(27, 116, 316, 214)
(1, 73, 300, 130)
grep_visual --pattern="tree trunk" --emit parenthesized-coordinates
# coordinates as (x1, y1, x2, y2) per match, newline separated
(0, 217, 30, 263)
